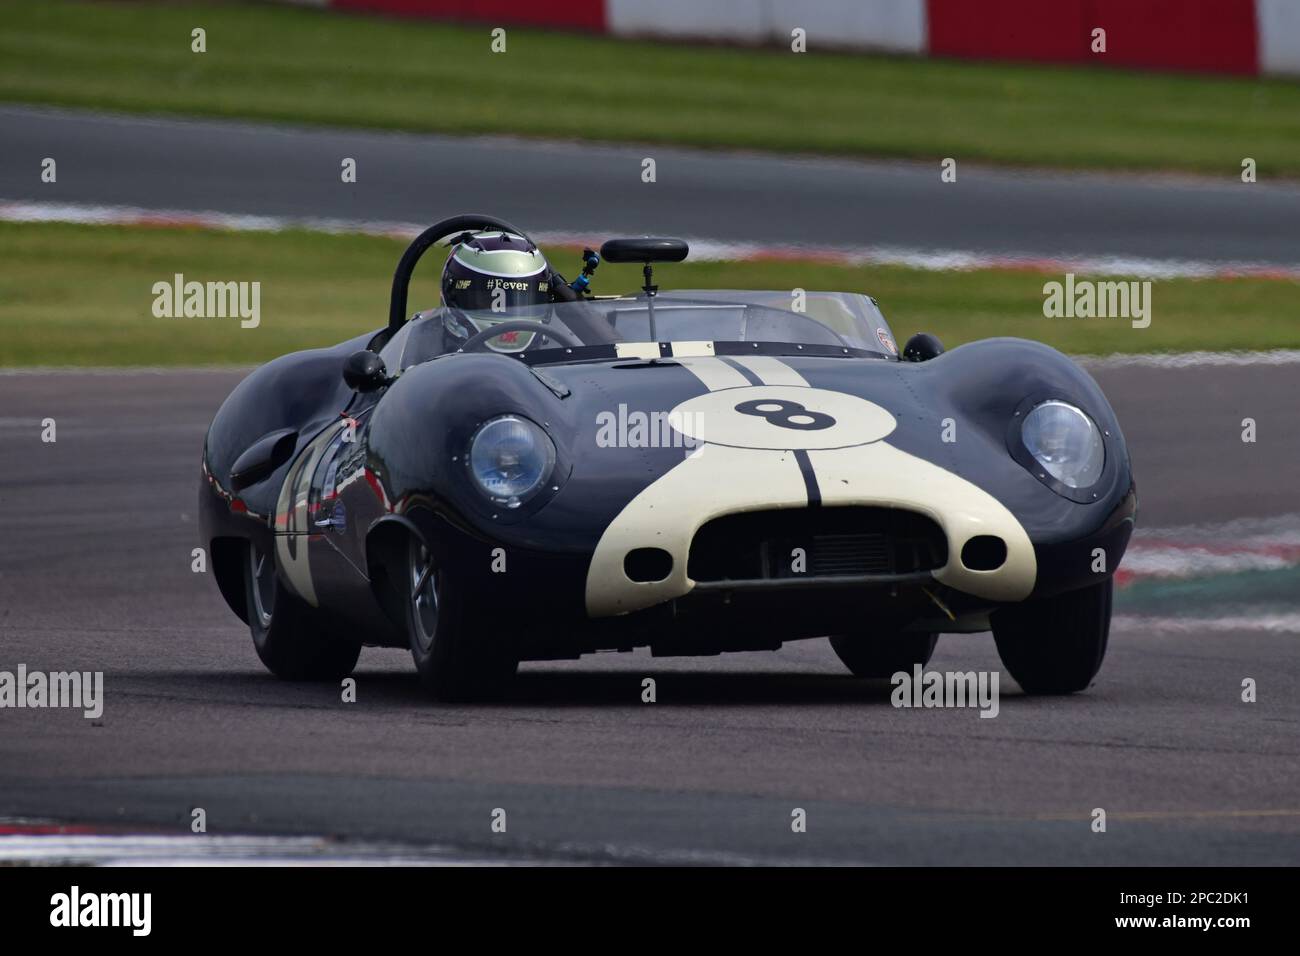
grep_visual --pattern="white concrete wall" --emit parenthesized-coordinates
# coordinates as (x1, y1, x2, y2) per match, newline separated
(1256, 0, 1300, 75)
(606, 0, 926, 53)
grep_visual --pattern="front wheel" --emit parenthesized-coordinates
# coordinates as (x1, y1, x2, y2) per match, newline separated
(991, 579, 1112, 694)
(244, 542, 361, 681)
(829, 631, 938, 678)
(406, 536, 518, 701)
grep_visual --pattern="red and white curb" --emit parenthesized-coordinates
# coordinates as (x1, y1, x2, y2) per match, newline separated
(293, 0, 1300, 79)
(1115, 514, 1300, 634)
(1120, 513, 1300, 584)
(6, 198, 1300, 283)
(1119, 541, 1300, 582)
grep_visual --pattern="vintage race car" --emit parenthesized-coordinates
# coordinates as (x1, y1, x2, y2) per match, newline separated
(200, 215, 1135, 700)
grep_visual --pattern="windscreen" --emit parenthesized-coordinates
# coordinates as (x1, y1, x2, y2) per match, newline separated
(384, 290, 898, 369)
(566, 291, 898, 356)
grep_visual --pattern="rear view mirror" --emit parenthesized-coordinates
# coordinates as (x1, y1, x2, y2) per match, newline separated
(600, 237, 690, 342)
(600, 237, 689, 264)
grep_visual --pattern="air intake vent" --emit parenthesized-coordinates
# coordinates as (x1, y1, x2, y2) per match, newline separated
(625, 547, 673, 582)
(688, 508, 947, 583)
(960, 535, 1007, 571)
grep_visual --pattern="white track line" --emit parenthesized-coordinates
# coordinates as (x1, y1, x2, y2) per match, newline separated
(1113, 613, 1300, 634)
(6, 198, 1300, 282)
(1078, 350, 1300, 369)
(0, 832, 529, 866)
(1122, 547, 1296, 578)
(1133, 512, 1300, 544)
(0, 366, 252, 376)
(0, 828, 832, 867)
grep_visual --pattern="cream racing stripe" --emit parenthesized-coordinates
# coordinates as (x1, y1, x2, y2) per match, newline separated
(674, 356, 751, 391)
(614, 342, 660, 360)
(272, 423, 344, 606)
(615, 342, 716, 360)
(585, 443, 811, 616)
(676, 355, 806, 391)
(809, 443, 1036, 602)
(731, 355, 810, 387)
(669, 341, 716, 357)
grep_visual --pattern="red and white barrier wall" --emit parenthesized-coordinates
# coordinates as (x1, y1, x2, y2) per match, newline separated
(315, 0, 1300, 77)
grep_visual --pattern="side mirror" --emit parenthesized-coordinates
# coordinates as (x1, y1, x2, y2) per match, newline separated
(343, 350, 391, 392)
(903, 333, 945, 362)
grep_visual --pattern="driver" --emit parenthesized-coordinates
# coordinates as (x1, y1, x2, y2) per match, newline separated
(440, 230, 555, 354)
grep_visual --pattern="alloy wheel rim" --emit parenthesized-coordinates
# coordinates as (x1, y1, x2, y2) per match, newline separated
(250, 544, 276, 628)
(409, 539, 439, 650)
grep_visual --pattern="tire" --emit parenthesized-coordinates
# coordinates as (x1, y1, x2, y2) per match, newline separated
(244, 541, 361, 681)
(991, 579, 1112, 695)
(829, 631, 939, 678)
(405, 535, 518, 701)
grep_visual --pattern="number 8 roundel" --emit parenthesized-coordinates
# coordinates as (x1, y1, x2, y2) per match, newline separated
(734, 398, 836, 431)
(668, 386, 896, 451)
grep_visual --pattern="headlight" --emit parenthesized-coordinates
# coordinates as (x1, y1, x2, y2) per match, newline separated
(468, 415, 556, 508)
(1021, 400, 1104, 489)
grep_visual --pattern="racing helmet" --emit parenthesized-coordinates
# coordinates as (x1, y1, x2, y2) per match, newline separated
(440, 231, 551, 353)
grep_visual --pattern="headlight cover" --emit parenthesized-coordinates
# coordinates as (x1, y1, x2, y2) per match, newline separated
(1020, 400, 1105, 490)
(468, 414, 556, 508)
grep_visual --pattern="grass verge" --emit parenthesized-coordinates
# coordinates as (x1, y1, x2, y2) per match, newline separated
(2, 221, 1296, 366)
(1, 0, 1298, 175)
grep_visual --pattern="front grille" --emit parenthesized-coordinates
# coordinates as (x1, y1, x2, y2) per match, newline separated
(688, 507, 947, 583)
(799, 532, 893, 575)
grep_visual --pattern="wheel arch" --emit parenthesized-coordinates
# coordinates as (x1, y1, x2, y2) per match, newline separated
(210, 536, 251, 625)
(364, 514, 425, 633)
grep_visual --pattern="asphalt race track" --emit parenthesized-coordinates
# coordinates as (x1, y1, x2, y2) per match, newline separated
(1, 363, 1297, 864)
(5, 105, 1300, 267)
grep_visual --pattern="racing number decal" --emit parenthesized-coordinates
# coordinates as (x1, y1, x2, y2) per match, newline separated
(734, 399, 836, 431)
(669, 385, 895, 451)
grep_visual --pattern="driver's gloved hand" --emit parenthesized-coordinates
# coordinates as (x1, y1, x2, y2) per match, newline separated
(548, 271, 580, 303)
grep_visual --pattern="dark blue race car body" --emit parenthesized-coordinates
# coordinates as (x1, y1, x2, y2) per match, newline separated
(200, 216, 1135, 698)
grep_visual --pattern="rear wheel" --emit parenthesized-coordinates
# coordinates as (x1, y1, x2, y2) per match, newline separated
(406, 536, 518, 701)
(992, 579, 1112, 694)
(244, 542, 361, 681)
(829, 631, 939, 678)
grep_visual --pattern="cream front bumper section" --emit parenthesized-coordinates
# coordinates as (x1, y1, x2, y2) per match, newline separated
(583, 440, 1037, 617)
(583, 357, 1037, 618)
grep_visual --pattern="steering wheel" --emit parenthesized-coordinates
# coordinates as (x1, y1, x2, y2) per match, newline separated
(457, 320, 584, 353)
